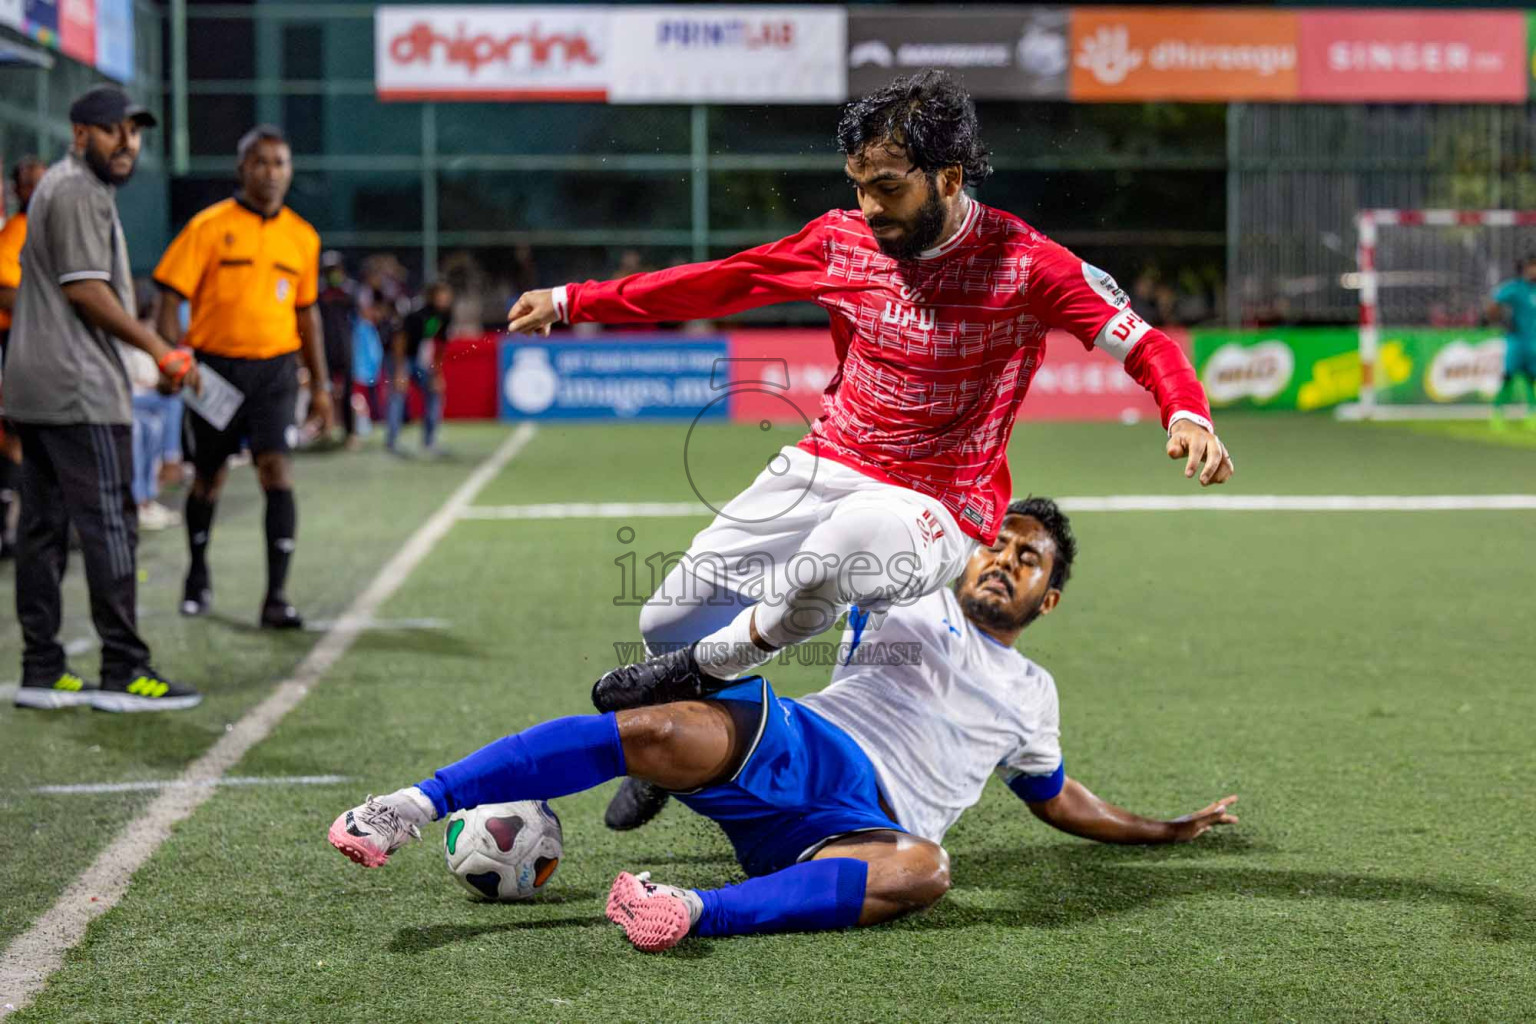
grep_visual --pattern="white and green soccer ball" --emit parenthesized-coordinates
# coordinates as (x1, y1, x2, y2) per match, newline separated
(442, 800, 562, 901)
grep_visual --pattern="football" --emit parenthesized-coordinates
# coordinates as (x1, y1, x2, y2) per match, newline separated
(442, 800, 563, 901)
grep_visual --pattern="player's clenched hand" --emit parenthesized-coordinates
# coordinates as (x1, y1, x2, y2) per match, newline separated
(506, 289, 557, 336)
(1164, 795, 1239, 842)
(1166, 422, 1234, 486)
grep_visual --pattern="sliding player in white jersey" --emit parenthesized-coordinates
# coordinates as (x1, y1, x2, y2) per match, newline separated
(328, 498, 1238, 952)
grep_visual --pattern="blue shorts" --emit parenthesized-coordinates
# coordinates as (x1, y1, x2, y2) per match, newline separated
(673, 677, 904, 877)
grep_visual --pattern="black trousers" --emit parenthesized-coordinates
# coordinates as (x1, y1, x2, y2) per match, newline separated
(13, 422, 150, 686)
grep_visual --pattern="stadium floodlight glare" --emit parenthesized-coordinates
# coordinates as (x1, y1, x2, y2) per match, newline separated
(1341, 208, 1536, 421)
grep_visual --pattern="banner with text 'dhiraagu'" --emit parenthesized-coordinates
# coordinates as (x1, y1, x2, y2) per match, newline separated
(1069, 7, 1299, 102)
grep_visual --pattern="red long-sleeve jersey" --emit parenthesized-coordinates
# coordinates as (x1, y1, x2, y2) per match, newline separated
(554, 200, 1213, 543)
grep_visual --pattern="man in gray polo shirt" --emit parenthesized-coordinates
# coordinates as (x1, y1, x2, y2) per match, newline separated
(4, 86, 203, 711)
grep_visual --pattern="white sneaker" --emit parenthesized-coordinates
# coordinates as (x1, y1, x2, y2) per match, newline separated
(605, 870, 703, 952)
(327, 796, 423, 868)
(138, 502, 182, 531)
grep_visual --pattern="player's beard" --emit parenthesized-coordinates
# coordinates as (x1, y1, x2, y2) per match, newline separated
(870, 184, 947, 261)
(84, 144, 136, 186)
(958, 582, 1046, 634)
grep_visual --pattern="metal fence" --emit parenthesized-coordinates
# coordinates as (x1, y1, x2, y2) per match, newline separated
(175, 4, 1229, 325)
(12, 4, 1536, 329)
(1230, 103, 1536, 326)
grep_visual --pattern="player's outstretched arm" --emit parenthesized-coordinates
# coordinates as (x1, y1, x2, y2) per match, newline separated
(1025, 775, 1238, 844)
(508, 218, 829, 333)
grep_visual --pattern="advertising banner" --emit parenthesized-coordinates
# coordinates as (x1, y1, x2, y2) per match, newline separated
(499, 338, 730, 420)
(724, 330, 838, 426)
(1297, 11, 1526, 103)
(1376, 329, 1507, 406)
(58, 0, 93, 66)
(92, 0, 131, 81)
(1023, 329, 1171, 422)
(847, 6, 1067, 101)
(23, 0, 57, 45)
(1194, 328, 1359, 411)
(1192, 327, 1507, 411)
(1070, 7, 1298, 102)
(1530, 11, 1536, 104)
(375, 5, 609, 102)
(608, 6, 844, 104)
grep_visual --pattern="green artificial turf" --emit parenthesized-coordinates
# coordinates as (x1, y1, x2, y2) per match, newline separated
(2, 414, 1533, 1022)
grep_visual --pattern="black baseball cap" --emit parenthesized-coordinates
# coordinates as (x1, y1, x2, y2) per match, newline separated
(68, 86, 158, 129)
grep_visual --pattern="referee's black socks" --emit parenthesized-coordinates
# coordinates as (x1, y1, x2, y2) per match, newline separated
(264, 488, 296, 601)
(185, 493, 216, 586)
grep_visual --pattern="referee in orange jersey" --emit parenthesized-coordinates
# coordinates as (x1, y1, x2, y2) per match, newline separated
(154, 125, 332, 629)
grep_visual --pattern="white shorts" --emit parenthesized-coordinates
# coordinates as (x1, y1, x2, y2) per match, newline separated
(675, 446, 977, 615)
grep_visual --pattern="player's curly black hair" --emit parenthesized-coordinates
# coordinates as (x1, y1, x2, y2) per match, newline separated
(836, 69, 993, 188)
(1005, 497, 1077, 591)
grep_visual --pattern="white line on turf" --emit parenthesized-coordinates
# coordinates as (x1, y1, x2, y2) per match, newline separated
(459, 494, 1536, 519)
(0, 422, 537, 1019)
(459, 501, 708, 519)
(301, 616, 452, 632)
(28, 775, 352, 796)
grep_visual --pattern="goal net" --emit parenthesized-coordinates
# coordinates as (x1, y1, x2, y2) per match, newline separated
(1341, 209, 1535, 420)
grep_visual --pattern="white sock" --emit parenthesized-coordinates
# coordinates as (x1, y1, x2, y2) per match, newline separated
(692, 604, 775, 680)
(380, 786, 437, 825)
(639, 872, 703, 928)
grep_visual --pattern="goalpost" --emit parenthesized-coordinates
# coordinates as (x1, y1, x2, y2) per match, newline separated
(1339, 208, 1535, 421)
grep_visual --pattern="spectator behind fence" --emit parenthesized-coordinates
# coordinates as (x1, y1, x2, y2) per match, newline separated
(388, 281, 452, 456)
(317, 250, 359, 448)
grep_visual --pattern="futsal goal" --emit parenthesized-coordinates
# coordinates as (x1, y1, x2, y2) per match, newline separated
(1339, 208, 1532, 420)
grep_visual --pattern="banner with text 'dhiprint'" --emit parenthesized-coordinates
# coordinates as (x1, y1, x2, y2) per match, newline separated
(375, 6, 610, 102)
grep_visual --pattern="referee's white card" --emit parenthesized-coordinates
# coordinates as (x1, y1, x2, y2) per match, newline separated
(183, 363, 243, 432)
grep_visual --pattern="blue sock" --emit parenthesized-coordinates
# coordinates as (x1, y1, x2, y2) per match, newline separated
(693, 858, 868, 937)
(416, 714, 625, 819)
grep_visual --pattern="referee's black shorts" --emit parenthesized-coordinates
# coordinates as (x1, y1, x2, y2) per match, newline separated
(185, 351, 299, 478)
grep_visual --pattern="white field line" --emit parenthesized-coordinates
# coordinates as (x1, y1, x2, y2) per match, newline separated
(459, 501, 709, 520)
(26, 775, 352, 796)
(460, 494, 1536, 519)
(0, 422, 537, 1019)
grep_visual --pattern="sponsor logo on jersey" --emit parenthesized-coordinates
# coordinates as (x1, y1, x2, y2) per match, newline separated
(881, 302, 936, 333)
(1080, 262, 1130, 309)
(916, 508, 946, 547)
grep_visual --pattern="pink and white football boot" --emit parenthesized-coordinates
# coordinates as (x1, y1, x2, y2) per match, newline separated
(606, 871, 703, 952)
(327, 795, 424, 868)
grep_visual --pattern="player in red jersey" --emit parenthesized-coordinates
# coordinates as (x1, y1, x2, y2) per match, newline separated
(507, 71, 1233, 827)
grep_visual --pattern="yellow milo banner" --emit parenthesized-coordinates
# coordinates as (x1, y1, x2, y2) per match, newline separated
(1193, 328, 1503, 411)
